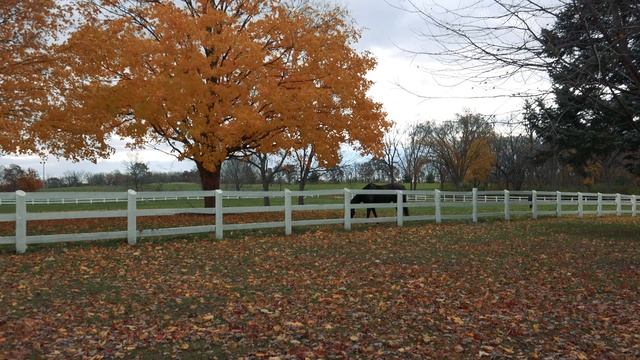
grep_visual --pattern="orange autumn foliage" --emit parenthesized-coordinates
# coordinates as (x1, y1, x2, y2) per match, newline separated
(15, 171, 44, 192)
(41, 0, 388, 191)
(0, 0, 61, 154)
(464, 137, 496, 185)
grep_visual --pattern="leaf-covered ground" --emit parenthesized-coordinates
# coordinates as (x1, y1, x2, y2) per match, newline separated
(1, 217, 639, 359)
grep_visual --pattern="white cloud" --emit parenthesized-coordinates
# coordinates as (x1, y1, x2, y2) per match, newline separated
(366, 47, 541, 130)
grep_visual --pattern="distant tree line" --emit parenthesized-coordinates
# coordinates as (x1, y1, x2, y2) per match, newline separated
(0, 165, 43, 192)
(3, 109, 637, 195)
(44, 166, 201, 191)
(372, 111, 638, 193)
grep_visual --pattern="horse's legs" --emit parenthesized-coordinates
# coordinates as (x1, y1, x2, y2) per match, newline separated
(366, 208, 378, 218)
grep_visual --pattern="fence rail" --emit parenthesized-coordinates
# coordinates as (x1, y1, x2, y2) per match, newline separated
(0, 189, 637, 253)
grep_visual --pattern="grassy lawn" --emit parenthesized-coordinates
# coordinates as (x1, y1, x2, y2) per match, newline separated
(1, 182, 438, 214)
(1, 216, 639, 358)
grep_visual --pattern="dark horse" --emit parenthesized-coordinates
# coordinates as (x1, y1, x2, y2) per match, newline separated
(350, 183, 410, 218)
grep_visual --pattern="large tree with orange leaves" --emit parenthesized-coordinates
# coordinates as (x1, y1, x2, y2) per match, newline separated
(42, 0, 387, 203)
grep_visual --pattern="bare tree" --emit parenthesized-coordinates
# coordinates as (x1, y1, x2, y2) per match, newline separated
(379, 130, 402, 183)
(405, 0, 640, 96)
(492, 126, 533, 190)
(402, 0, 562, 95)
(326, 165, 345, 183)
(355, 161, 375, 183)
(400, 123, 433, 190)
(429, 113, 495, 189)
(292, 145, 324, 205)
(221, 158, 257, 191)
(342, 164, 358, 183)
(241, 150, 289, 206)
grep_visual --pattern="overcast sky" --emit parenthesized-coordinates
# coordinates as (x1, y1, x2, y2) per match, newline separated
(2, 0, 544, 178)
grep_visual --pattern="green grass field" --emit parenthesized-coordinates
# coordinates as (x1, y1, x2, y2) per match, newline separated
(0, 182, 449, 215)
(1, 216, 638, 358)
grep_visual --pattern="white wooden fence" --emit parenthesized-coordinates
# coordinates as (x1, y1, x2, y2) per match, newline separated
(0, 189, 637, 253)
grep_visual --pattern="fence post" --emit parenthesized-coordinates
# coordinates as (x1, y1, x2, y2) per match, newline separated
(396, 190, 404, 227)
(284, 189, 292, 235)
(215, 190, 223, 240)
(344, 188, 352, 231)
(632, 195, 637, 217)
(15, 191, 27, 254)
(597, 193, 603, 216)
(504, 190, 510, 221)
(616, 193, 622, 216)
(472, 188, 478, 223)
(127, 190, 137, 245)
(435, 189, 442, 223)
(531, 190, 538, 219)
(556, 191, 562, 217)
(577, 192, 583, 218)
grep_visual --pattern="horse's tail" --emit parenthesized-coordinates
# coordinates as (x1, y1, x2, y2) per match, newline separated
(402, 194, 409, 216)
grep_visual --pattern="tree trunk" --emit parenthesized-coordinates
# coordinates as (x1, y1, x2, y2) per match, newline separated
(262, 180, 270, 206)
(295, 148, 315, 205)
(453, 174, 464, 190)
(298, 181, 306, 205)
(197, 162, 221, 208)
